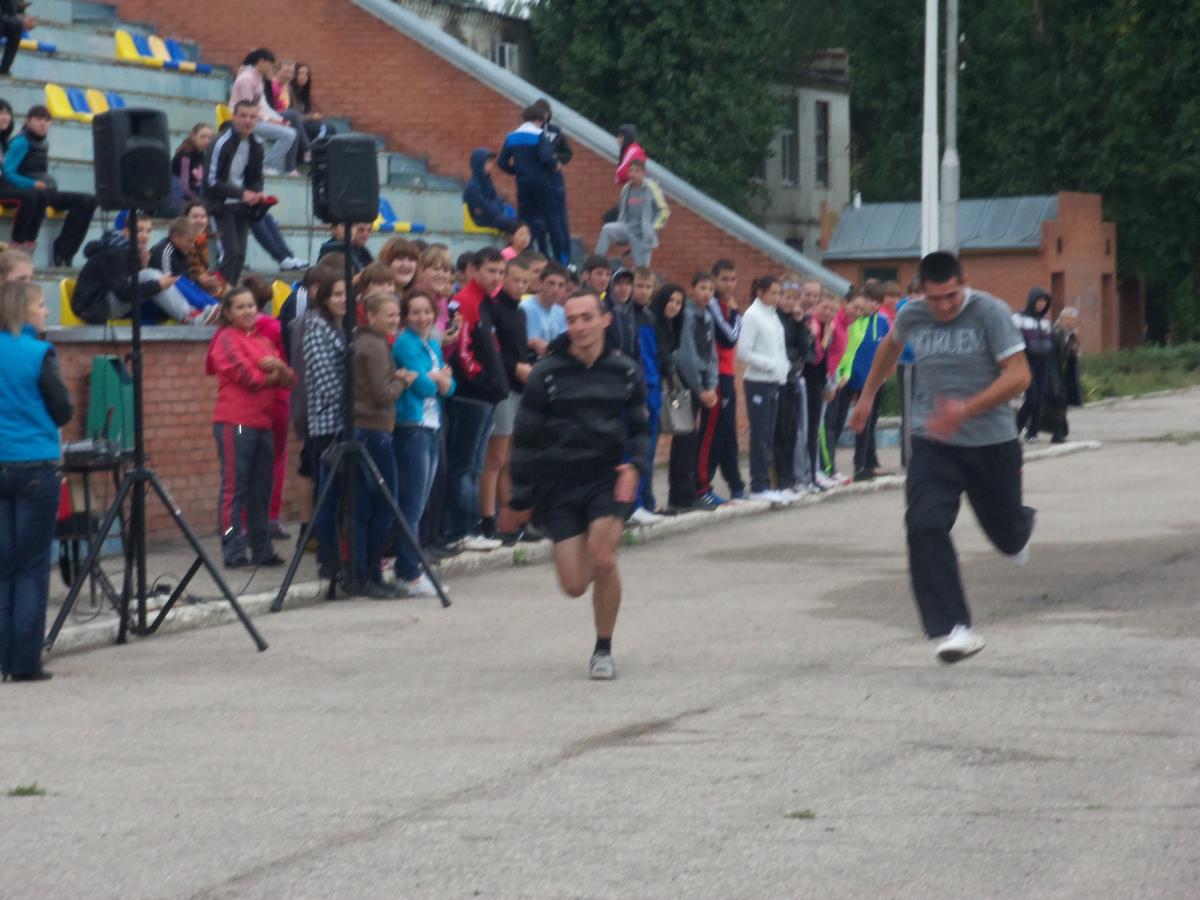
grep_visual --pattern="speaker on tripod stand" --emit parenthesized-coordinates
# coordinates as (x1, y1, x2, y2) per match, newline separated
(271, 133, 451, 610)
(45, 108, 268, 652)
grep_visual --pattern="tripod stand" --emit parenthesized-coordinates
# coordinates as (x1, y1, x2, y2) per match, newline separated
(270, 225, 450, 612)
(45, 209, 268, 652)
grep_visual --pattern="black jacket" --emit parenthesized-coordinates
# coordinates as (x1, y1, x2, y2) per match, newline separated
(148, 236, 190, 277)
(317, 239, 372, 273)
(510, 336, 649, 510)
(0, 0, 26, 30)
(490, 288, 534, 394)
(205, 124, 264, 206)
(72, 231, 160, 323)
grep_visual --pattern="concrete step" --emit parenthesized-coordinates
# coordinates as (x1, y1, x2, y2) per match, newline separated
(9, 52, 229, 103)
(35, 155, 467, 232)
(29, 0, 75, 25)
(2, 78, 228, 127)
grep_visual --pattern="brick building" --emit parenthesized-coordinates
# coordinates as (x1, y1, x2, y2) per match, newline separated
(821, 191, 1138, 354)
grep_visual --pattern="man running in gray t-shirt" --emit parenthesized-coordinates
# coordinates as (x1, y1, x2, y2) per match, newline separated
(851, 252, 1036, 663)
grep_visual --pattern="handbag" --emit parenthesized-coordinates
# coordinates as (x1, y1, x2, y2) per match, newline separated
(661, 384, 695, 435)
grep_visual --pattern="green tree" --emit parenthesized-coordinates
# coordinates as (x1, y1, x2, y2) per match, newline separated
(528, 0, 786, 213)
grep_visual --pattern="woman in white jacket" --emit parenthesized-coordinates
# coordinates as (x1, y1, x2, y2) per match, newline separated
(737, 275, 792, 502)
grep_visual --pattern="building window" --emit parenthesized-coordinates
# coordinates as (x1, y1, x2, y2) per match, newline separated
(780, 99, 799, 185)
(815, 100, 830, 188)
(492, 42, 520, 72)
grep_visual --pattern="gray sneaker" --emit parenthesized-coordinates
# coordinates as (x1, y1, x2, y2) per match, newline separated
(588, 652, 616, 680)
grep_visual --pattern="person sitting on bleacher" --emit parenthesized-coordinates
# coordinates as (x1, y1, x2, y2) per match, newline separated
(291, 62, 335, 142)
(169, 122, 213, 215)
(463, 148, 517, 234)
(0, 98, 44, 254)
(182, 200, 225, 297)
(318, 222, 373, 274)
(148, 216, 222, 317)
(268, 61, 311, 167)
(0, 0, 36, 76)
(230, 47, 296, 176)
(1, 105, 96, 267)
(72, 215, 219, 325)
(207, 100, 274, 284)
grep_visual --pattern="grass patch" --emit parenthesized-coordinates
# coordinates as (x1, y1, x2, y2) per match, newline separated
(512, 547, 528, 566)
(1084, 803, 1107, 811)
(1080, 342, 1200, 400)
(7, 783, 45, 797)
(785, 808, 816, 820)
(621, 529, 639, 546)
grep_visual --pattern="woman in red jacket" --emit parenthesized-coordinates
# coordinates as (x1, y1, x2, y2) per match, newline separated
(206, 286, 294, 568)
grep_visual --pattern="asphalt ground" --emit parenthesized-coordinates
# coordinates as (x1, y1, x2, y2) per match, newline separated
(3, 390, 1198, 899)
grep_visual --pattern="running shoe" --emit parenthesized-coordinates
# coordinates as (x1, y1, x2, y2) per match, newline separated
(588, 652, 616, 680)
(936, 625, 986, 663)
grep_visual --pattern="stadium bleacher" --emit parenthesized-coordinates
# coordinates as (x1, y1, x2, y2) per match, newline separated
(5, 0, 500, 325)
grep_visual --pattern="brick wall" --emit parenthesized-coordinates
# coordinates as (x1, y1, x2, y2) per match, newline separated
(53, 337, 304, 540)
(109, 0, 787, 290)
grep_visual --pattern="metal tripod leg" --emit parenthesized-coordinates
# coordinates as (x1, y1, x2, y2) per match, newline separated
(270, 443, 347, 612)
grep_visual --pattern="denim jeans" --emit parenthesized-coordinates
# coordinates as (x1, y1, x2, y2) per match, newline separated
(0, 464, 59, 677)
(254, 120, 297, 172)
(251, 215, 294, 264)
(352, 429, 396, 584)
(393, 426, 440, 580)
(439, 397, 494, 544)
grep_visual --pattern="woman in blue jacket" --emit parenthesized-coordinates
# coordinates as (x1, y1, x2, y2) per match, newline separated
(392, 289, 455, 598)
(0, 281, 73, 682)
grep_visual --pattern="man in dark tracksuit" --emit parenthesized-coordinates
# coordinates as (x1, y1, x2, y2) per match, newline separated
(697, 259, 745, 501)
(206, 102, 269, 284)
(0, 0, 33, 75)
(1014, 287, 1054, 442)
(510, 289, 648, 681)
(532, 99, 573, 265)
(497, 106, 556, 258)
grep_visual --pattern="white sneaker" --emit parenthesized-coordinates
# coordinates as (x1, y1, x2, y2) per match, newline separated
(279, 256, 309, 271)
(748, 490, 781, 503)
(936, 624, 986, 663)
(1011, 543, 1030, 566)
(460, 534, 502, 552)
(400, 574, 441, 598)
(783, 486, 808, 500)
(832, 471, 852, 486)
(628, 507, 664, 526)
(263, 166, 284, 176)
(588, 652, 616, 680)
(815, 472, 839, 490)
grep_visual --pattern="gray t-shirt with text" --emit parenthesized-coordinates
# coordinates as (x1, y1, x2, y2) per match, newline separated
(891, 289, 1025, 447)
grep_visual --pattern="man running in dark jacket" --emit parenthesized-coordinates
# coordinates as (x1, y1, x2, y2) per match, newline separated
(510, 288, 649, 680)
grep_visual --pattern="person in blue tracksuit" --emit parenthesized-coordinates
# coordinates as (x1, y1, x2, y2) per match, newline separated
(463, 148, 518, 234)
(497, 105, 556, 259)
(532, 98, 573, 265)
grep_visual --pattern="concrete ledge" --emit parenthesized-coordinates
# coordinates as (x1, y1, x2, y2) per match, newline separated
(47, 439, 1103, 659)
(49, 324, 216, 343)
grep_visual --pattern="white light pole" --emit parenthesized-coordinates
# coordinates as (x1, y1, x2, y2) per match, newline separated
(921, 0, 940, 256)
(940, 0, 960, 254)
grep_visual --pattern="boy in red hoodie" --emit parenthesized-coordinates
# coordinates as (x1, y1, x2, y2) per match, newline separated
(207, 286, 294, 568)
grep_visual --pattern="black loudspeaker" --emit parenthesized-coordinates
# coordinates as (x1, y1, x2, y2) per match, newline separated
(92, 109, 171, 211)
(310, 133, 379, 224)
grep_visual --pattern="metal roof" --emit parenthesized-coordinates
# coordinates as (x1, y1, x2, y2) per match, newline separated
(823, 195, 1059, 261)
(352, 0, 852, 293)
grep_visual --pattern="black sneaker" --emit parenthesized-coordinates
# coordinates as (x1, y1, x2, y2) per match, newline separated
(519, 524, 546, 542)
(251, 553, 286, 567)
(225, 556, 252, 569)
(11, 670, 54, 682)
(362, 580, 399, 600)
(269, 522, 292, 541)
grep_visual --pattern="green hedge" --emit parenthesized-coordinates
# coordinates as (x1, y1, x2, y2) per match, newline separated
(1080, 343, 1200, 400)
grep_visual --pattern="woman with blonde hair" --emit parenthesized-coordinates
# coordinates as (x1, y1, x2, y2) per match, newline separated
(0, 281, 72, 682)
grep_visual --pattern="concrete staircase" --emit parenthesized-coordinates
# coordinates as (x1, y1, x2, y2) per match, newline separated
(8, 0, 496, 324)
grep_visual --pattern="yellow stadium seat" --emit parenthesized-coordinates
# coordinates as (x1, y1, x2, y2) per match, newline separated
(44, 83, 89, 124)
(272, 280, 292, 317)
(146, 34, 172, 63)
(463, 203, 502, 236)
(85, 88, 109, 116)
(215, 103, 232, 129)
(60, 278, 82, 327)
(114, 30, 140, 63)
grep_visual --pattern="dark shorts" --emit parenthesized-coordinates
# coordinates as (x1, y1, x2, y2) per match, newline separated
(298, 434, 336, 479)
(536, 474, 630, 543)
